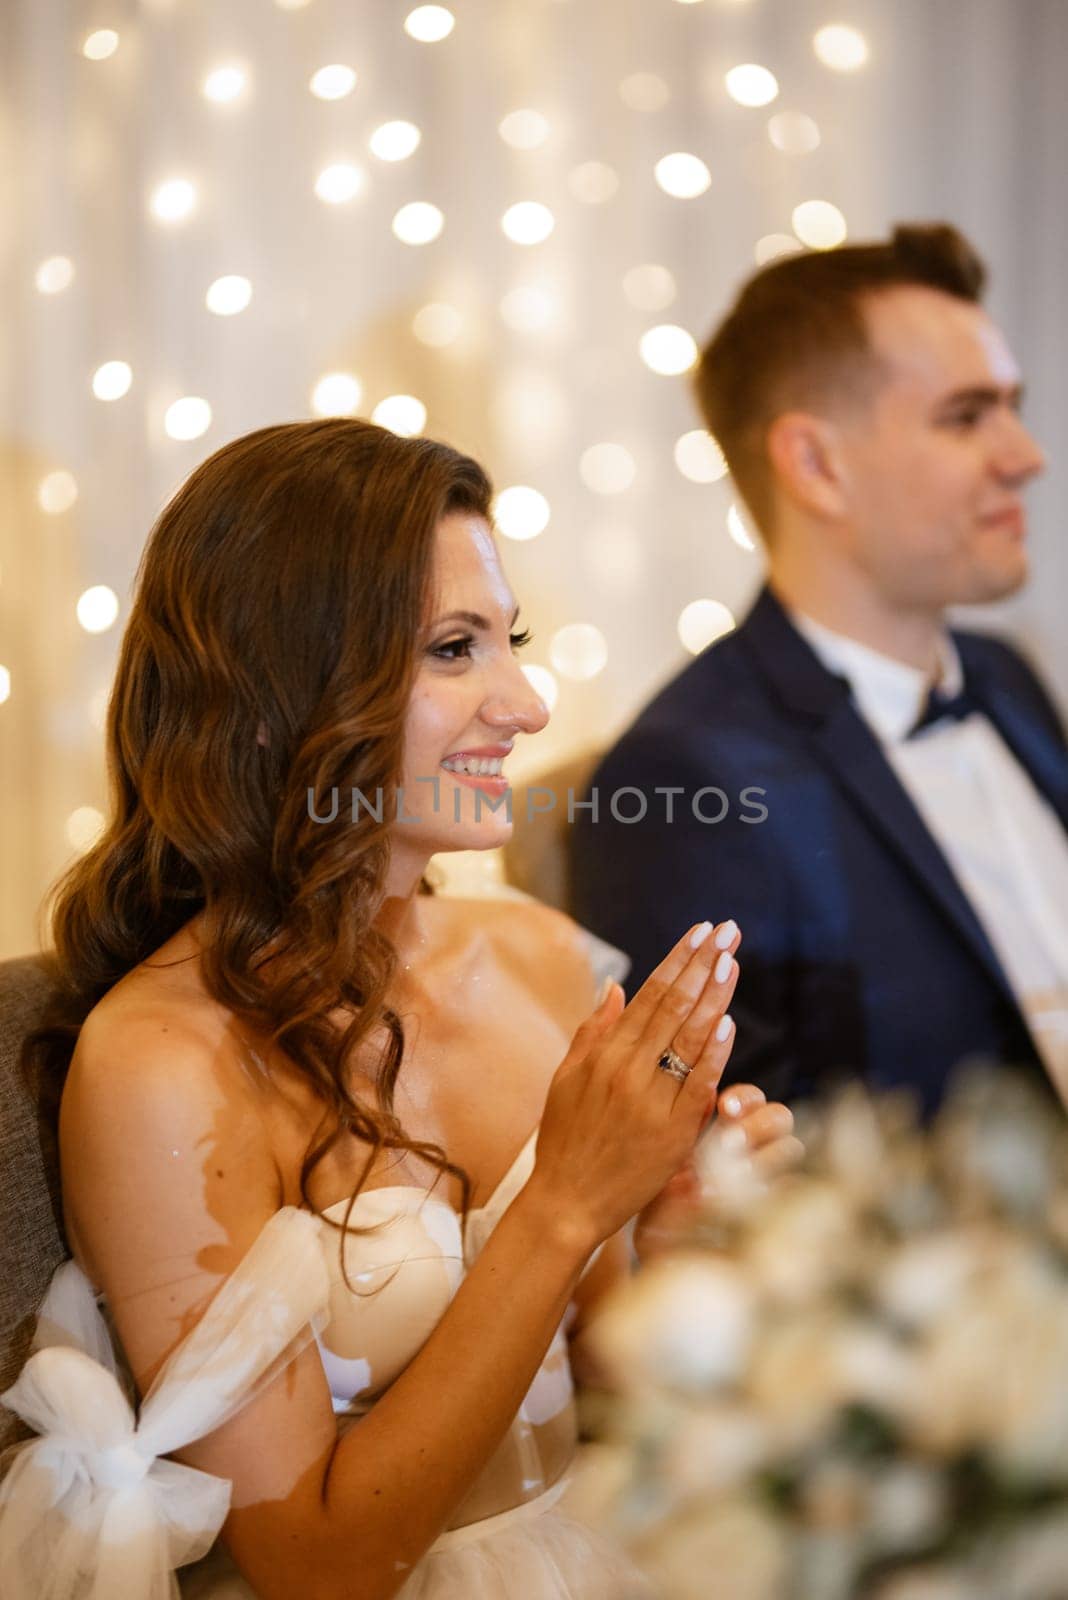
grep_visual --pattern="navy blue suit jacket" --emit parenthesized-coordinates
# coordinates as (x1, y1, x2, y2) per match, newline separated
(571, 586, 1068, 1111)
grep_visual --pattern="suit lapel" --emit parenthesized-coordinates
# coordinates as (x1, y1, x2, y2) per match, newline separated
(736, 587, 1017, 1001)
(810, 697, 1013, 994)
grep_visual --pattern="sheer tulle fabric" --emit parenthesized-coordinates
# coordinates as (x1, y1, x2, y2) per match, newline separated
(176, 1486, 654, 1599)
(398, 1492, 654, 1599)
(0, 1208, 331, 1600)
(0, 924, 644, 1599)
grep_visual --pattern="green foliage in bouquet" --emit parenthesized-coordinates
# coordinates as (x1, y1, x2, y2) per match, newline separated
(578, 1070, 1068, 1600)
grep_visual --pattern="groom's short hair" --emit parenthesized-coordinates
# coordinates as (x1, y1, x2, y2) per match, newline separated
(693, 222, 988, 537)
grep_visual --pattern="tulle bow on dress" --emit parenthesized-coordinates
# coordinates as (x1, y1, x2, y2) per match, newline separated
(0, 1207, 331, 1600)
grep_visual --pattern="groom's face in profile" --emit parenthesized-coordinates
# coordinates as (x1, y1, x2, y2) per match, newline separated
(830, 284, 1046, 611)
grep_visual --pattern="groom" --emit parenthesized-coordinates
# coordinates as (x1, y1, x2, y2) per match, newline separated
(572, 222, 1068, 1111)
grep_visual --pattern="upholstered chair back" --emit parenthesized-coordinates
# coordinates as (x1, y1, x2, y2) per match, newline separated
(0, 957, 67, 1451)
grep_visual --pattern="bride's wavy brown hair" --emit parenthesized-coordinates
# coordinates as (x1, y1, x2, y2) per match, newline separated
(27, 417, 493, 1245)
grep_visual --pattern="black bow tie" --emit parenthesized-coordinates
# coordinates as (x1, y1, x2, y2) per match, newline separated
(908, 684, 978, 738)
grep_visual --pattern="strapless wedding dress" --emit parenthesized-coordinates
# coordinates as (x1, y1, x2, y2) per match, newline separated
(0, 935, 649, 1598)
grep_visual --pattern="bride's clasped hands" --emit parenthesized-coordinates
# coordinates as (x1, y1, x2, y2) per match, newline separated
(525, 918, 802, 1263)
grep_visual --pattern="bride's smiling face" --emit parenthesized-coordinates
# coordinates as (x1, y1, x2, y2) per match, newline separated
(396, 511, 549, 856)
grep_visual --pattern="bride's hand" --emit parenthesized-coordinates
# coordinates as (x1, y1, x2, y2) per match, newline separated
(632, 1084, 803, 1261)
(524, 919, 741, 1252)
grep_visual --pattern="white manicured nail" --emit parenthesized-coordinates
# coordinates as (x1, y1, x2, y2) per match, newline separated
(714, 919, 738, 950)
(689, 921, 713, 949)
(721, 1092, 742, 1116)
(714, 951, 733, 983)
(715, 1013, 733, 1043)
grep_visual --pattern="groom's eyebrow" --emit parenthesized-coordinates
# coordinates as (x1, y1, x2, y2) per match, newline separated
(432, 606, 522, 630)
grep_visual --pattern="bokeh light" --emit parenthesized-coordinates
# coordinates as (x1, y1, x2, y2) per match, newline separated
(727, 502, 758, 551)
(404, 6, 455, 43)
(579, 443, 636, 495)
(755, 232, 804, 264)
(370, 120, 421, 160)
(37, 470, 79, 514)
(0, 666, 10, 706)
(412, 302, 462, 346)
(521, 663, 559, 712)
(550, 623, 608, 681)
(310, 63, 357, 99)
(725, 64, 779, 107)
(792, 199, 848, 248)
(674, 430, 728, 483)
(150, 178, 197, 223)
(494, 486, 550, 541)
(82, 30, 118, 60)
(76, 585, 120, 634)
(164, 397, 212, 441)
(203, 65, 247, 103)
(501, 201, 555, 244)
(814, 24, 870, 71)
(65, 806, 106, 852)
(205, 275, 252, 315)
(768, 111, 821, 154)
(87, 686, 110, 731)
(392, 201, 444, 243)
(371, 394, 427, 436)
(35, 256, 74, 294)
(500, 285, 557, 333)
(311, 372, 363, 415)
(654, 152, 711, 198)
(91, 361, 132, 401)
(314, 163, 363, 204)
(622, 263, 676, 311)
(678, 599, 736, 654)
(639, 324, 698, 375)
(498, 109, 551, 149)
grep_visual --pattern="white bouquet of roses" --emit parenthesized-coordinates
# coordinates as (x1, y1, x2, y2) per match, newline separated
(578, 1069, 1068, 1600)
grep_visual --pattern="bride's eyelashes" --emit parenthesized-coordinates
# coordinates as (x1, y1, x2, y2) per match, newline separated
(429, 628, 533, 663)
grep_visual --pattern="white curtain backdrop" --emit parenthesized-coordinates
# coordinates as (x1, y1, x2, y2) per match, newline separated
(3, 0, 1066, 956)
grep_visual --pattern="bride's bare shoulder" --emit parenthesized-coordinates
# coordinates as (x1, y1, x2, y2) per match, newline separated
(62, 932, 282, 1263)
(69, 925, 253, 1106)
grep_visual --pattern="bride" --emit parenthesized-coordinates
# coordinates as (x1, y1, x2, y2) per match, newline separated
(2, 419, 799, 1599)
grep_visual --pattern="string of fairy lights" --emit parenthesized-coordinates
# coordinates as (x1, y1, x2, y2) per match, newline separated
(14, 1, 873, 862)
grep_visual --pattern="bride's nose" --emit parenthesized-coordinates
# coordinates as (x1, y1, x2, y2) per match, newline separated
(480, 665, 550, 735)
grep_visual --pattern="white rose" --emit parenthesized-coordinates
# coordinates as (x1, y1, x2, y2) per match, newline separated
(747, 1310, 843, 1452)
(634, 1494, 790, 1600)
(877, 1232, 984, 1331)
(742, 1179, 861, 1306)
(589, 1254, 754, 1393)
(661, 1401, 771, 1499)
(866, 1462, 948, 1555)
(832, 1319, 919, 1420)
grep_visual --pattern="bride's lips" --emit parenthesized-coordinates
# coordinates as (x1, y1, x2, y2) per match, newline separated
(439, 743, 512, 798)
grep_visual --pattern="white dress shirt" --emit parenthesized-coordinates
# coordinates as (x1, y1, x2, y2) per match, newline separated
(792, 610, 1068, 1103)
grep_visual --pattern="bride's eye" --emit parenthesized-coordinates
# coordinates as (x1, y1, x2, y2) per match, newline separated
(509, 628, 533, 652)
(430, 635, 474, 661)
